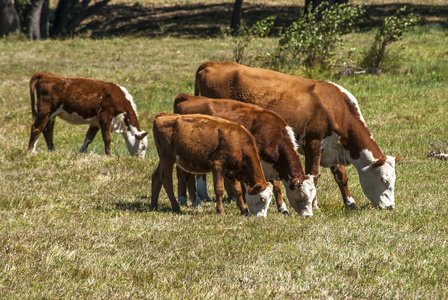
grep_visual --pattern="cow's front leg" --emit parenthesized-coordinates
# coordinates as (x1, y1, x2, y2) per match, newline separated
(80, 125, 99, 153)
(227, 178, 249, 215)
(330, 165, 358, 209)
(272, 180, 289, 214)
(303, 139, 323, 210)
(99, 115, 113, 155)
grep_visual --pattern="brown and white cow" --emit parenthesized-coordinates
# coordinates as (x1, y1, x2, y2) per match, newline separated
(28, 72, 148, 157)
(151, 113, 273, 216)
(195, 61, 400, 210)
(173, 93, 316, 216)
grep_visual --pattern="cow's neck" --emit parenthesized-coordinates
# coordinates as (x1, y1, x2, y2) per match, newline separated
(346, 126, 385, 170)
(244, 154, 267, 188)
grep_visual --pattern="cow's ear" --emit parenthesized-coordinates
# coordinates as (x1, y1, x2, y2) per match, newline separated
(136, 132, 149, 140)
(395, 156, 401, 163)
(372, 157, 386, 168)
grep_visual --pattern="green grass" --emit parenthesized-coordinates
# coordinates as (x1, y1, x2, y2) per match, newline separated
(1, 7, 448, 299)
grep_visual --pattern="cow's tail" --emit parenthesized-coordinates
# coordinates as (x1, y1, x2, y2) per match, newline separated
(29, 72, 45, 120)
(194, 67, 201, 96)
(194, 62, 209, 96)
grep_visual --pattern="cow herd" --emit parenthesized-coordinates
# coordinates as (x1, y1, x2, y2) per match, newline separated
(27, 61, 400, 217)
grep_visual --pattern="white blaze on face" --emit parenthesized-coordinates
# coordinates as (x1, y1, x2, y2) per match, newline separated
(245, 182, 273, 217)
(116, 85, 148, 158)
(286, 176, 316, 217)
(356, 150, 397, 209)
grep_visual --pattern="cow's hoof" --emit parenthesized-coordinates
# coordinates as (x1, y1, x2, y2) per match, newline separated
(191, 200, 201, 207)
(178, 197, 187, 206)
(347, 203, 359, 210)
(278, 203, 290, 215)
(240, 208, 250, 216)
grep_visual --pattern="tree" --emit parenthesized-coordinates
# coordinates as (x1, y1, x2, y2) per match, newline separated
(1, 0, 110, 39)
(51, 0, 110, 38)
(0, 0, 20, 37)
(230, 0, 243, 35)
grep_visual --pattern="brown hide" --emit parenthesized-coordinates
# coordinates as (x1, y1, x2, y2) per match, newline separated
(173, 93, 307, 185)
(194, 61, 388, 209)
(28, 72, 148, 156)
(151, 113, 270, 214)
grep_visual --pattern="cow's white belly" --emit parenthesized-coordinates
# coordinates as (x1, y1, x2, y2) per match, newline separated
(51, 106, 99, 126)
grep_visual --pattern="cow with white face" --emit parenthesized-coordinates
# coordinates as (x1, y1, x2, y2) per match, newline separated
(28, 72, 148, 157)
(194, 61, 400, 211)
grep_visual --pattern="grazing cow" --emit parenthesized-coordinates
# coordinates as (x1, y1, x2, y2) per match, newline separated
(28, 72, 148, 157)
(151, 113, 273, 216)
(195, 61, 400, 210)
(173, 93, 316, 216)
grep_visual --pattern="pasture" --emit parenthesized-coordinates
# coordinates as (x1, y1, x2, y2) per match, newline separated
(1, 0, 448, 298)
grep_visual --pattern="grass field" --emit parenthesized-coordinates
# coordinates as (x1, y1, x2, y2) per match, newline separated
(1, 1, 448, 298)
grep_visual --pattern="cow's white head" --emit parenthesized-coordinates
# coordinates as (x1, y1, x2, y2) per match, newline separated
(286, 175, 316, 217)
(123, 129, 149, 158)
(246, 182, 273, 217)
(358, 155, 400, 210)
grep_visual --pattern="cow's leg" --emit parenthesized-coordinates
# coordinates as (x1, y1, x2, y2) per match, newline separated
(98, 115, 113, 155)
(28, 115, 49, 152)
(80, 125, 99, 153)
(176, 167, 199, 207)
(303, 139, 323, 210)
(42, 119, 56, 151)
(227, 178, 249, 215)
(224, 179, 236, 203)
(272, 179, 289, 214)
(211, 164, 225, 214)
(151, 161, 180, 213)
(176, 166, 188, 206)
(196, 174, 212, 202)
(330, 165, 358, 209)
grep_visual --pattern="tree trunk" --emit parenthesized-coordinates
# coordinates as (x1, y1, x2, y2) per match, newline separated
(0, 0, 21, 36)
(230, 0, 243, 35)
(28, 0, 49, 40)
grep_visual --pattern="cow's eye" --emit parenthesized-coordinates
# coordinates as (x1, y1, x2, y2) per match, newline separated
(381, 178, 389, 186)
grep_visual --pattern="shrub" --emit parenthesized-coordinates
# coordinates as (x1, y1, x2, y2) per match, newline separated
(233, 16, 276, 64)
(276, 2, 365, 69)
(361, 6, 421, 74)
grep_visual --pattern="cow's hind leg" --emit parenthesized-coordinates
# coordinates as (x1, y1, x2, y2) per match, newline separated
(176, 167, 198, 206)
(272, 180, 289, 214)
(196, 174, 212, 202)
(42, 119, 56, 151)
(28, 115, 49, 152)
(212, 164, 226, 214)
(80, 125, 100, 153)
(151, 161, 181, 213)
(330, 165, 358, 209)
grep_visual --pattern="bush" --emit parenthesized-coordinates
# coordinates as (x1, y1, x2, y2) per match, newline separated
(233, 16, 276, 64)
(276, 2, 365, 69)
(361, 6, 421, 74)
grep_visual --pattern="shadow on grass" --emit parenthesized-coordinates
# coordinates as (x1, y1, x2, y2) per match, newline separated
(80, 2, 447, 39)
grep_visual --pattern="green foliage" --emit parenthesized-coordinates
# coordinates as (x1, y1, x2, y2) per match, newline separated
(233, 16, 276, 64)
(361, 7, 421, 74)
(276, 2, 365, 69)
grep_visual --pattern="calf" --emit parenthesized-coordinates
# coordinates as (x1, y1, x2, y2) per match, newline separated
(173, 93, 316, 216)
(151, 113, 273, 216)
(28, 72, 148, 157)
(195, 61, 400, 210)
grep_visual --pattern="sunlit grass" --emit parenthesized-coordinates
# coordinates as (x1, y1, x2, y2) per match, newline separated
(1, 14, 448, 299)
